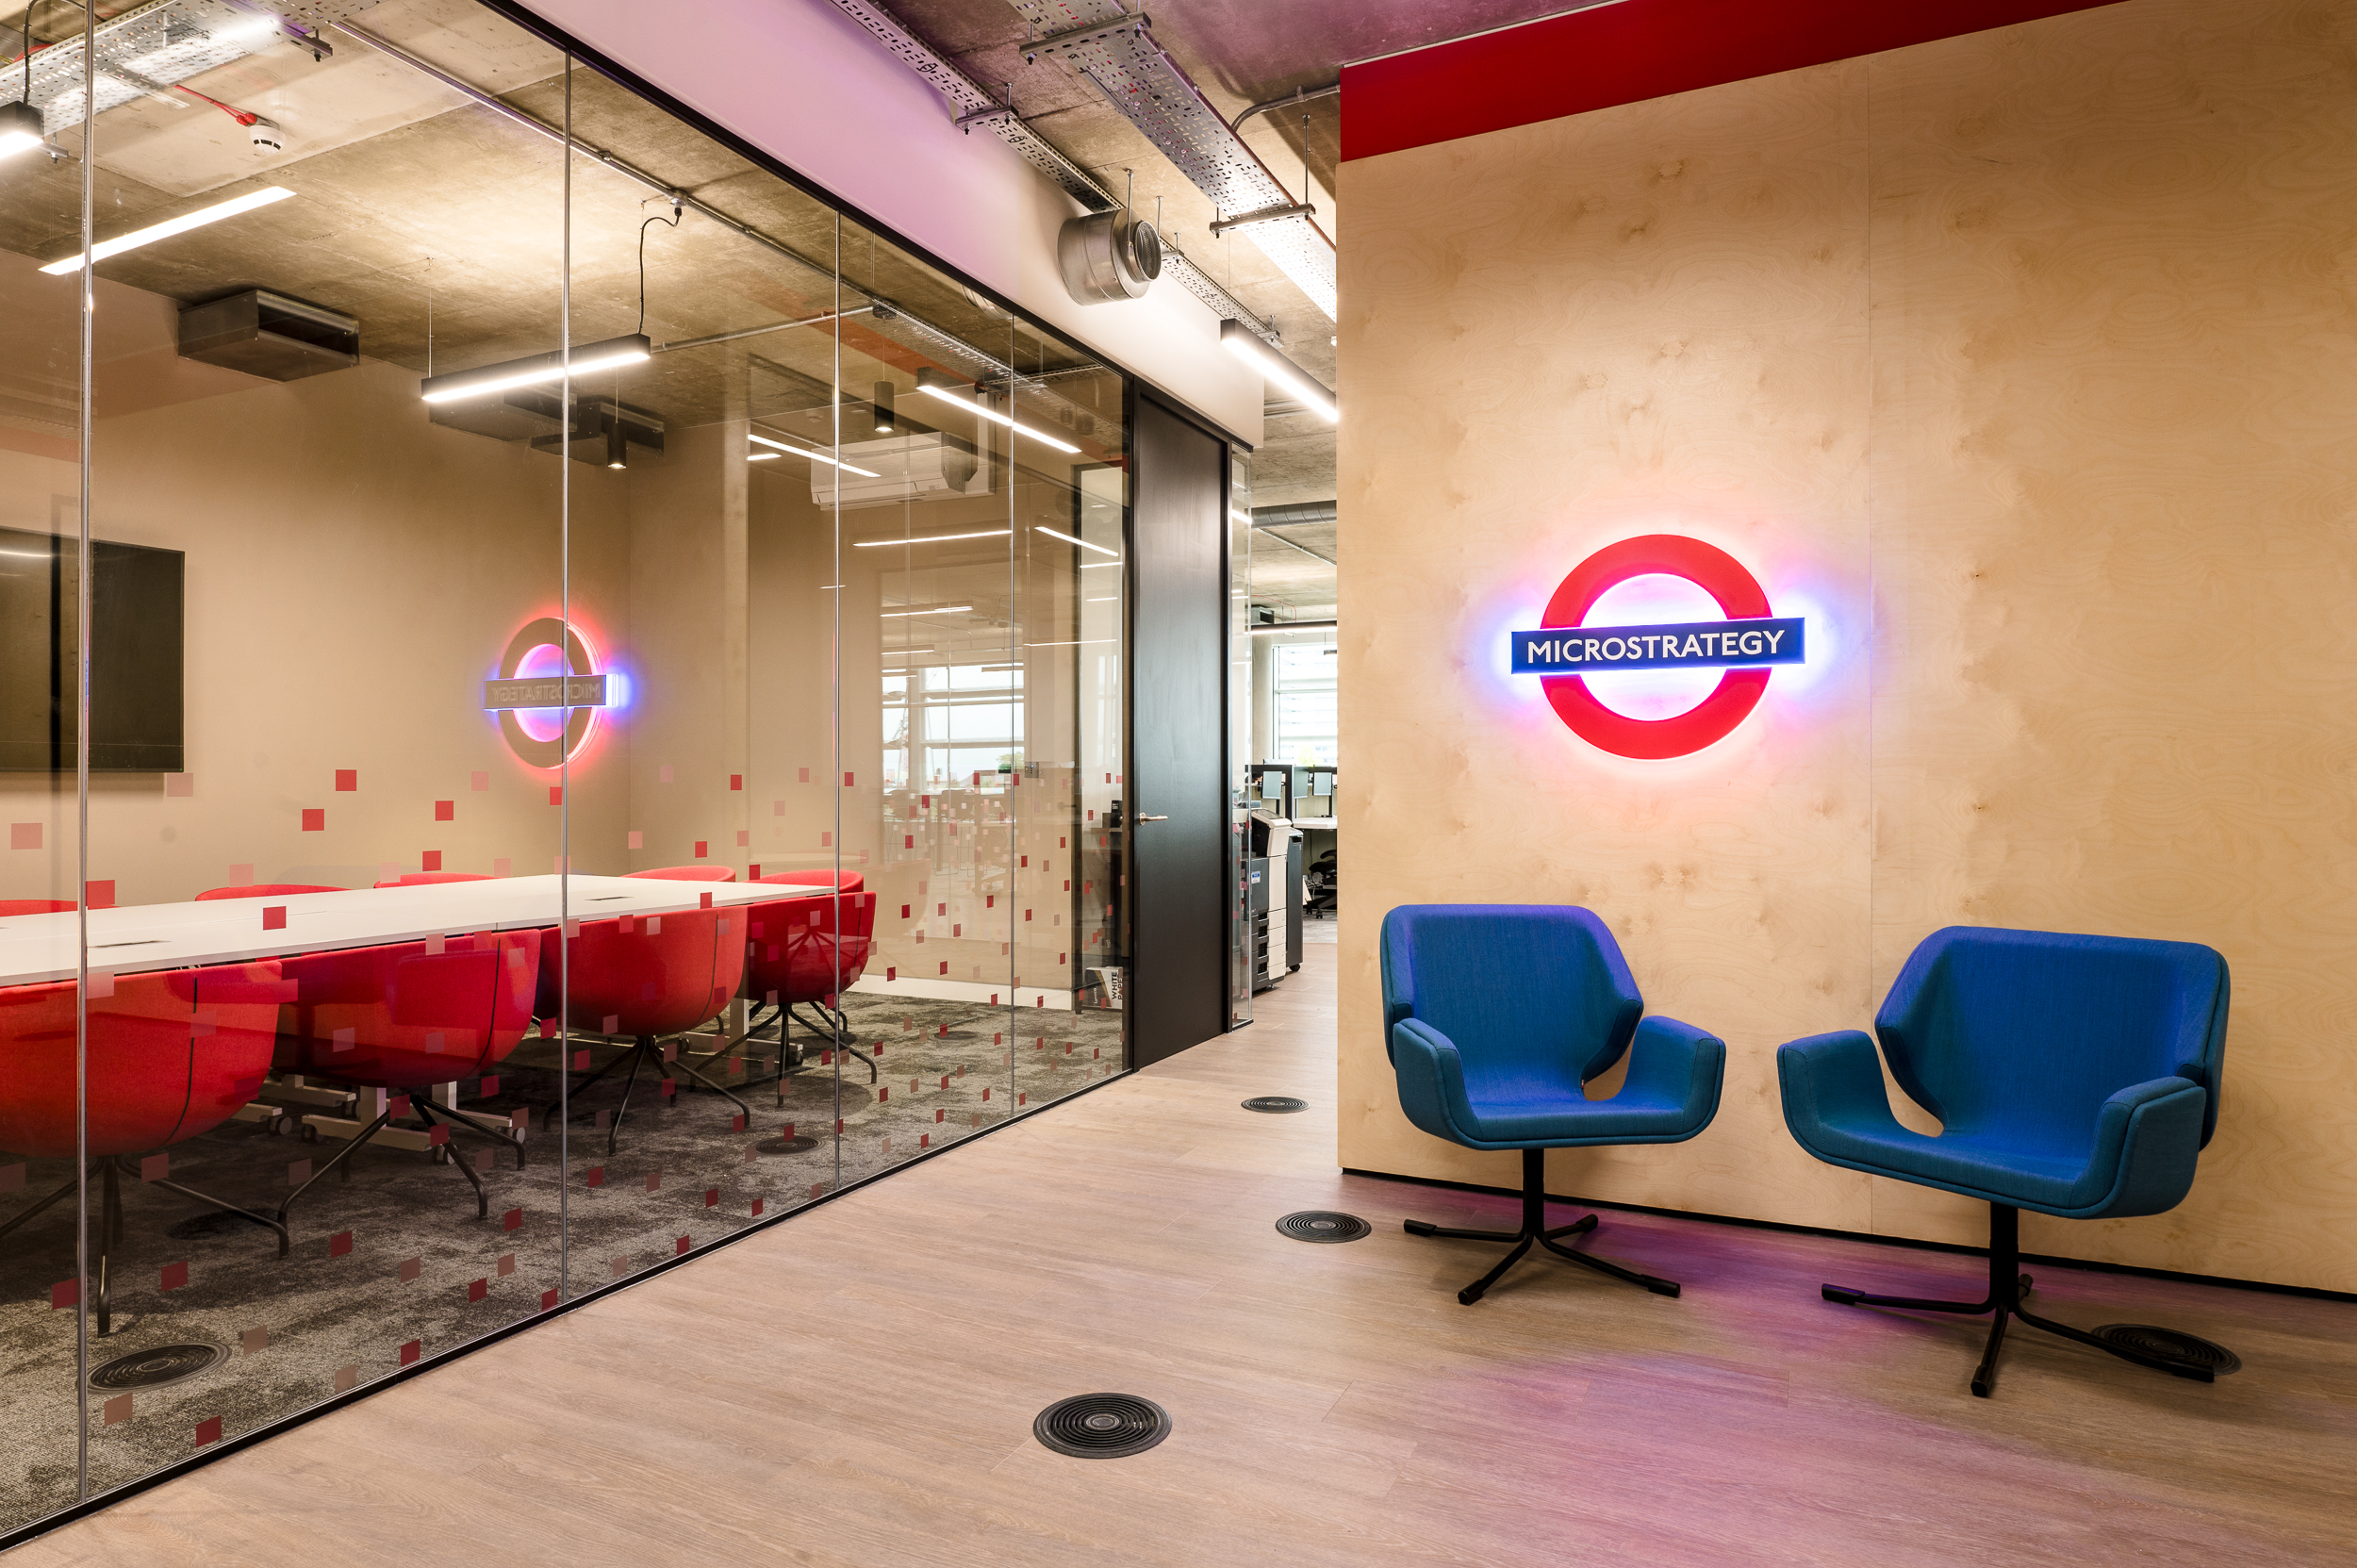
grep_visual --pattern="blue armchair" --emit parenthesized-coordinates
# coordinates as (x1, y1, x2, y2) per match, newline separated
(1779, 924, 2232, 1395)
(1381, 904, 1724, 1304)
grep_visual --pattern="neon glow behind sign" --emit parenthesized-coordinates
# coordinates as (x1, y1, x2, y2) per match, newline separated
(1510, 534, 1805, 759)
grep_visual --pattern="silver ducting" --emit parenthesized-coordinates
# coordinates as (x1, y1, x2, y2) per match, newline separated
(1058, 210, 1162, 304)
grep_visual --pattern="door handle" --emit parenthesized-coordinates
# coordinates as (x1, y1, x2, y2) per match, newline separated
(1136, 815, 1169, 821)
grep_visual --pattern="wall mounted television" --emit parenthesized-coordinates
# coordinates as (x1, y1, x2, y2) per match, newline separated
(0, 527, 185, 772)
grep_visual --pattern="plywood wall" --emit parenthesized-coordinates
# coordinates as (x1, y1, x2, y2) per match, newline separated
(1337, 0, 2357, 1292)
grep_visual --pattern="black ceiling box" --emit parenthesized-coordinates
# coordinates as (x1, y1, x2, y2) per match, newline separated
(178, 289, 361, 381)
(0, 528, 186, 773)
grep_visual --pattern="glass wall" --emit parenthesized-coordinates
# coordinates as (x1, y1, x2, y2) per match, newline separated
(0, 0, 1128, 1532)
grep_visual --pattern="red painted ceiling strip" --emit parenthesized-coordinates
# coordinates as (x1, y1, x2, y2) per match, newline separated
(1341, 0, 2124, 161)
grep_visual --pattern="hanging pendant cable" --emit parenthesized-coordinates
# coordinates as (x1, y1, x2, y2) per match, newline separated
(636, 192, 682, 336)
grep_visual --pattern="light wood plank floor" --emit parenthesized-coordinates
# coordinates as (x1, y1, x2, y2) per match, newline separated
(18, 944, 2355, 1565)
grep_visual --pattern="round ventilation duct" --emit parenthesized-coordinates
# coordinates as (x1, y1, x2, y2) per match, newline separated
(1058, 212, 1162, 304)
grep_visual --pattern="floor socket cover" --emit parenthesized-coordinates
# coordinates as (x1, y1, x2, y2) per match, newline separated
(1242, 1097, 1308, 1114)
(1277, 1211, 1372, 1243)
(1033, 1393, 1173, 1458)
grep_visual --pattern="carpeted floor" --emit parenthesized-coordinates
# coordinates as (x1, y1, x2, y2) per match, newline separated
(0, 989, 1124, 1528)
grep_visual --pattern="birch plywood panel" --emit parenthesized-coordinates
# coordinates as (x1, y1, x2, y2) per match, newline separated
(1342, 0, 2357, 1291)
(1336, 60, 1879, 1232)
(1866, 0, 2357, 1287)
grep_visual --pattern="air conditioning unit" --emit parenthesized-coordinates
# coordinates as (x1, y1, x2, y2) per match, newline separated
(813, 433, 985, 509)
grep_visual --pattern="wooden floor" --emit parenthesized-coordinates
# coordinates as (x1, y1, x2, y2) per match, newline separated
(18, 944, 2355, 1565)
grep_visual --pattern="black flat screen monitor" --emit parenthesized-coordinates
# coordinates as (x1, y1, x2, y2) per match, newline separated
(0, 528, 186, 772)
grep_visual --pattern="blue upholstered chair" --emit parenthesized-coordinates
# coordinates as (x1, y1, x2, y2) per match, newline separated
(1381, 904, 1725, 1304)
(1778, 924, 2232, 1396)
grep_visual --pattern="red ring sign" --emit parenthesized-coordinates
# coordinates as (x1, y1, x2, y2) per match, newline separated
(1520, 535, 1802, 760)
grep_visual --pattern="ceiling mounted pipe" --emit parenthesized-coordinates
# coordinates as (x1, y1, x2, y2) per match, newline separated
(1059, 210, 1162, 304)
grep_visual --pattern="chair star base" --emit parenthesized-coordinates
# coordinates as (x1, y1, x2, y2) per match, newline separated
(1405, 1149, 1683, 1305)
(1821, 1201, 2227, 1396)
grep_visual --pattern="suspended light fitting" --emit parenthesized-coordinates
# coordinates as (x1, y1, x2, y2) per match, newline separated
(873, 380, 897, 435)
(41, 187, 298, 275)
(419, 333, 651, 404)
(849, 529, 1013, 549)
(0, 101, 44, 160)
(1220, 319, 1338, 423)
(748, 431, 880, 477)
(915, 368, 1081, 454)
(1034, 525, 1118, 558)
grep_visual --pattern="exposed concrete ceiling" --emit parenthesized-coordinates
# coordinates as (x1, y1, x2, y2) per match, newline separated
(881, 0, 1570, 606)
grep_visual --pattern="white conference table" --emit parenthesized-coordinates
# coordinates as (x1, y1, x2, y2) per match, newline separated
(0, 874, 832, 989)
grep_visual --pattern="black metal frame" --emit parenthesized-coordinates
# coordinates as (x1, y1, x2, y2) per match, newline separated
(546, 1032, 753, 1155)
(1404, 1147, 1683, 1304)
(1821, 1200, 2226, 1396)
(280, 1093, 524, 1224)
(0, 1158, 287, 1336)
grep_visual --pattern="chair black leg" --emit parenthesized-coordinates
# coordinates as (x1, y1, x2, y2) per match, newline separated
(413, 1104, 488, 1220)
(132, 1160, 291, 1257)
(1406, 1148, 1684, 1304)
(1821, 1202, 2224, 1396)
(282, 1110, 394, 1224)
(607, 1040, 651, 1156)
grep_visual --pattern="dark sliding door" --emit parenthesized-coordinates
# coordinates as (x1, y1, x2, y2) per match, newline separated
(1126, 392, 1230, 1067)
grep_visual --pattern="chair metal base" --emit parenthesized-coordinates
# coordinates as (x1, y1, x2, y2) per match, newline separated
(0, 1159, 288, 1336)
(546, 1034, 754, 1155)
(1404, 1148, 1682, 1304)
(1821, 1201, 2227, 1397)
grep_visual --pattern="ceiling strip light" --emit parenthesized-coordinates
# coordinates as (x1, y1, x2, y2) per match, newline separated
(915, 369, 1081, 454)
(1249, 619, 1339, 635)
(1034, 525, 1119, 558)
(420, 334, 652, 404)
(1220, 319, 1338, 422)
(1080, 560, 1125, 569)
(882, 605, 974, 618)
(41, 187, 297, 275)
(850, 530, 1013, 549)
(748, 431, 881, 477)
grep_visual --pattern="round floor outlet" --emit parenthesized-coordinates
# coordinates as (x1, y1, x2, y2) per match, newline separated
(1241, 1097, 1308, 1114)
(1033, 1393, 1172, 1459)
(88, 1343, 228, 1393)
(1277, 1211, 1372, 1243)
(2091, 1324, 2242, 1375)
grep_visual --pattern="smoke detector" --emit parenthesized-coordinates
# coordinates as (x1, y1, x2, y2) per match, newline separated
(249, 116, 286, 153)
(1058, 210, 1161, 305)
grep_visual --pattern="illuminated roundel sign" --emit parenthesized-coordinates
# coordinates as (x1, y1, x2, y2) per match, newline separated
(1510, 535, 1804, 759)
(483, 617, 610, 767)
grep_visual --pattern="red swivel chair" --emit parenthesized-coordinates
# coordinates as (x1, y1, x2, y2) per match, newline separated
(0, 963, 289, 1335)
(539, 870, 749, 1152)
(275, 932, 541, 1223)
(742, 872, 877, 1091)
(195, 884, 345, 900)
(372, 873, 495, 888)
(0, 900, 77, 916)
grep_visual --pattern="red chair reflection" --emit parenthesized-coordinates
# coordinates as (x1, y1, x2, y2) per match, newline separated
(275, 932, 540, 1223)
(0, 900, 77, 916)
(540, 868, 749, 1153)
(195, 884, 345, 900)
(372, 873, 495, 888)
(741, 873, 877, 1091)
(0, 964, 289, 1334)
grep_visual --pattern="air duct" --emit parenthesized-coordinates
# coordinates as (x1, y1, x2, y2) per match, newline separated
(1058, 209, 1162, 304)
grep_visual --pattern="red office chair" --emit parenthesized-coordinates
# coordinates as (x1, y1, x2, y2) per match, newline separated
(195, 884, 346, 900)
(274, 932, 541, 1223)
(0, 900, 77, 916)
(372, 873, 495, 888)
(740, 873, 878, 1091)
(0, 963, 289, 1334)
(540, 879, 749, 1152)
(626, 866, 736, 883)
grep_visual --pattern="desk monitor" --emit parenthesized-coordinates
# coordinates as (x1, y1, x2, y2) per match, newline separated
(0, 527, 186, 772)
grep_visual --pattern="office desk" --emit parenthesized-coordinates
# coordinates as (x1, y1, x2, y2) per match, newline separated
(0, 875, 825, 988)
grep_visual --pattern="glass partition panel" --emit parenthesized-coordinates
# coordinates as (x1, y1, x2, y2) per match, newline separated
(0, 0, 91, 1528)
(75, 2, 568, 1500)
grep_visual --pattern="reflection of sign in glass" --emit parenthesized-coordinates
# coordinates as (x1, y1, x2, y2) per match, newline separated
(1513, 535, 1805, 760)
(490, 617, 603, 767)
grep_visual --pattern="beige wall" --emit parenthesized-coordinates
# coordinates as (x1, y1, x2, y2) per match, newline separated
(1338, 0, 2357, 1292)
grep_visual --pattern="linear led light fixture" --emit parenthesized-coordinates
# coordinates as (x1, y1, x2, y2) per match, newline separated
(1034, 525, 1118, 558)
(915, 369, 1081, 454)
(882, 605, 974, 618)
(748, 453, 779, 461)
(1220, 319, 1338, 423)
(0, 102, 45, 160)
(748, 431, 881, 477)
(850, 529, 1013, 549)
(420, 333, 651, 404)
(41, 187, 297, 275)
(1079, 559, 1124, 569)
(1249, 619, 1339, 635)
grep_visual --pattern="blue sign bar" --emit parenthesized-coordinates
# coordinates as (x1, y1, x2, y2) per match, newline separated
(1510, 617, 1805, 675)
